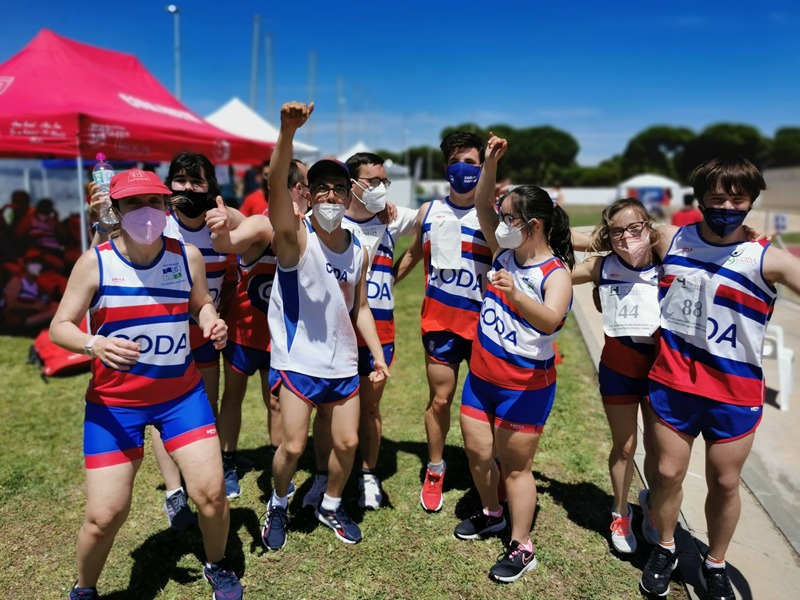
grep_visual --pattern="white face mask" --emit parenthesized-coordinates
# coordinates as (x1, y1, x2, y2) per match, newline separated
(312, 203, 346, 233)
(495, 221, 524, 249)
(354, 181, 388, 214)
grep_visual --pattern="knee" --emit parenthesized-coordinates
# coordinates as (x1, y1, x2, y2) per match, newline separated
(428, 394, 452, 414)
(614, 437, 637, 462)
(708, 472, 740, 497)
(280, 437, 307, 462)
(333, 433, 359, 455)
(84, 506, 128, 540)
(191, 479, 227, 516)
(656, 462, 686, 487)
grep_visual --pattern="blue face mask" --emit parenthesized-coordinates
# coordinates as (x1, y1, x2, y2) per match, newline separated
(446, 162, 481, 195)
(701, 206, 749, 238)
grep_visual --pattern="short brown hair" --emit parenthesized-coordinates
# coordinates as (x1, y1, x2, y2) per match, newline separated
(691, 157, 766, 203)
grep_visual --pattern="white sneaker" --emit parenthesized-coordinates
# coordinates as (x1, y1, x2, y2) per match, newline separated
(302, 474, 328, 509)
(610, 503, 637, 554)
(639, 489, 659, 545)
(358, 473, 383, 510)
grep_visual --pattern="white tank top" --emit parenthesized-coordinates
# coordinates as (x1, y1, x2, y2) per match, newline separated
(268, 222, 364, 378)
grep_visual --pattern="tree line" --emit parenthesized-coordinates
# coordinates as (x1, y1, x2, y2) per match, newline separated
(377, 124, 800, 186)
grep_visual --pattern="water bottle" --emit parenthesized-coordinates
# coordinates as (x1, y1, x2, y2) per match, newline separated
(92, 153, 118, 227)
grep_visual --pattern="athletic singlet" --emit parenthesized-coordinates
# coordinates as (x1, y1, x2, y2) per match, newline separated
(470, 250, 571, 390)
(87, 236, 201, 407)
(18, 278, 40, 302)
(226, 245, 276, 349)
(164, 208, 233, 309)
(599, 253, 660, 379)
(342, 206, 417, 346)
(420, 198, 491, 339)
(268, 222, 364, 378)
(649, 224, 777, 406)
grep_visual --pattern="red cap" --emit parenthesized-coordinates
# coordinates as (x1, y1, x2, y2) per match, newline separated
(109, 169, 170, 199)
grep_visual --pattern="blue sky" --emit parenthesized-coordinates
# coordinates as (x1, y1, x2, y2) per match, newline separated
(2, 0, 798, 165)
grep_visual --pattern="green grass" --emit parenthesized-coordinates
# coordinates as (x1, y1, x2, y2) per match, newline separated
(563, 205, 603, 228)
(0, 236, 688, 599)
(778, 231, 800, 245)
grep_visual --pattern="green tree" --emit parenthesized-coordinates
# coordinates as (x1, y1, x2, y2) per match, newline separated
(677, 123, 771, 180)
(768, 127, 800, 167)
(621, 125, 695, 180)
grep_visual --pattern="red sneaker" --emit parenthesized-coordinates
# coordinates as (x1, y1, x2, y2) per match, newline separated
(420, 468, 445, 512)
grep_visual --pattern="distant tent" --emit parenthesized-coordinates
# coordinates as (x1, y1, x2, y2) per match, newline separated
(206, 97, 318, 162)
(618, 173, 682, 210)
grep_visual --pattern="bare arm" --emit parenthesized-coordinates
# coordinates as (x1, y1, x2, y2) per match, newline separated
(491, 267, 573, 334)
(207, 197, 272, 255)
(393, 203, 427, 284)
(186, 244, 227, 350)
(764, 244, 800, 295)
(49, 249, 141, 370)
(571, 255, 602, 286)
(354, 252, 390, 382)
(268, 102, 314, 269)
(475, 134, 507, 254)
(571, 229, 592, 252)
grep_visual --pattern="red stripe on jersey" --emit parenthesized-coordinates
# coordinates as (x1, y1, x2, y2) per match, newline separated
(373, 255, 393, 269)
(96, 302, 189, 325)
(85, 446, 145, 469)
(715, 284, 771, 318)
(600, 336, 655, 379)
(470, 344, 556, 390)
(87, 368, 202, 407)
(462, 241, 491, 258)
(420, 297, 479, 340)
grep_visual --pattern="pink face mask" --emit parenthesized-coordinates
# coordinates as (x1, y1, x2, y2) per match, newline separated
(611, 234, 652, 267)
(121, 206, 167, 245)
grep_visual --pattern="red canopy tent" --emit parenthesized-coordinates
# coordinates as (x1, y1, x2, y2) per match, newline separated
(0, 29, 273, 164)
(0, 29, 274, 249)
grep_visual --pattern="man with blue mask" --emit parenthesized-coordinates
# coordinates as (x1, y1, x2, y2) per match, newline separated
(395, 131, 490, 513)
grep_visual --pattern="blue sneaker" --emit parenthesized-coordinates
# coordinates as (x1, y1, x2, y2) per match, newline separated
(224, 466, 241, 499)
(68, 583, 98, 599)
(163, 488, 196, 530)
(287, 480, 296, 501)
(203, 560, 243, 600)
(261, 503, 289, 551)
(315, 504, 362, 544)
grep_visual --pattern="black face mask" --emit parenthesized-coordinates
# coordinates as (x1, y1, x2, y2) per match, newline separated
(171, 190, 214, 218)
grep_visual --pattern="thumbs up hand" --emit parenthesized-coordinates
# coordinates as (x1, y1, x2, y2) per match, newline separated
(205, 196, 230, 234)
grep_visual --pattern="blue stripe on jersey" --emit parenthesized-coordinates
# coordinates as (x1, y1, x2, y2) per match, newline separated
(663, 255, 774, 304)
(279, 268, 300, 352)
(426, 284, 481, 313)
(206, 271, 225, 280)
(485, 289, 536, 331)
(103, 285, 191, 299)
(461, 225, 487, 240)
(199, 247, 225, 258)
(372, 264, 393, 274)
(714, 296, 769, 325)
(661, 329, 761, 380)
(477, 327, 555, 370)
(463, 251, 492, 265)
(377, 243, 392, 256)
(370, 307, 392, 321)
(99, 313, 190, 336)
(126, 354, 194, 379)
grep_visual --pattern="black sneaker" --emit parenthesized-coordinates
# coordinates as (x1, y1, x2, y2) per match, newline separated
(68, 583, 99, 599)
(203, 559, 243, 600)
(489, 540, 537, 583)
(701, 558, 735, 600)
(163, 489, 196, 530)
(454, 509, 507, 540)
(640, 545, 679, 596)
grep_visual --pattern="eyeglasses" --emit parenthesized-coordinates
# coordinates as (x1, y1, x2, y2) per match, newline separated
(357, 177, 391, 189)
(312, 183, 349, 201)
(494, 200, 520, 227)
(609, 221, 648, 239)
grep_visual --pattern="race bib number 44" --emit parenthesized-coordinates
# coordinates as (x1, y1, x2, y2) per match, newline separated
(600, 282, 660, 337)
(661, 276, 715, 338)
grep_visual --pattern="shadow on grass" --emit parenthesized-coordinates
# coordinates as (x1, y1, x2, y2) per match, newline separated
(100, 507, 249, 600)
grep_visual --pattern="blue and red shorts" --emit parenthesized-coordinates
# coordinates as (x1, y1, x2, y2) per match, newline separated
(599, 362, 649, 406)
(460, 371, 555, 434)
(273, 369, 360, 407)
(357, 342, 395, 377)
(422, 331, 472, 365)
(648, 380, 763, 442)
(223, 340, 269, 376)
(83, 383, 217, 469)
(189, 323, 220, 369)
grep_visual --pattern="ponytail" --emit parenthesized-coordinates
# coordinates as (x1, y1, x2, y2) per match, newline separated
(548, 204, 575, 270)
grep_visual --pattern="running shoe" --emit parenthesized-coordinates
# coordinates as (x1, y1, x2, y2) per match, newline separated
(454, 509, 507, 540)
(261, 503, 289, 551)
(163, 488, 196, 530)
(223, 465, 240, 499)
(67, 583, 98, 599)
(489, 540, 537, 583)
(203, 559, 243, 600)
(302, 474, 328, 509)
(640, 544, 679, 596)
(639, 488, 659, 545)
(420, 467, 445, 512)
(358, 473, 383, 510)
(701, 556, 735, 600)
(315, 504, 363, 544)
(610, 503, 637, 554)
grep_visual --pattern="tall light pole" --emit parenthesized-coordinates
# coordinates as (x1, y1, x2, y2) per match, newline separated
(166, 5, 181, 100)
